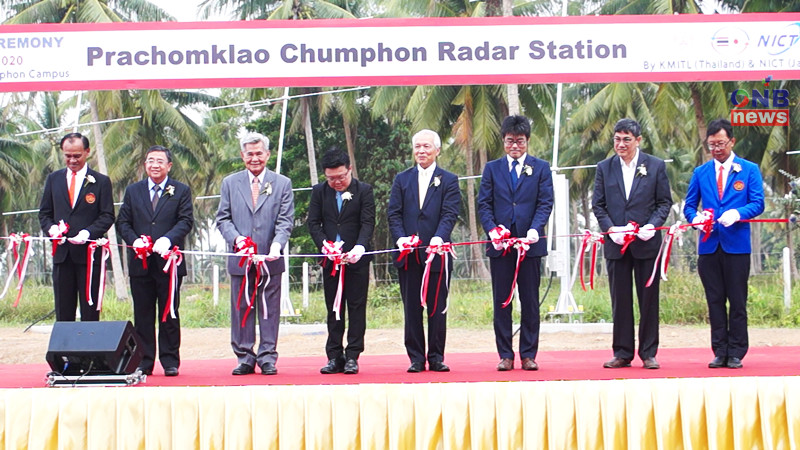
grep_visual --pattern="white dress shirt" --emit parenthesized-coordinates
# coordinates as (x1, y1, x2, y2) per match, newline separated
(619, 148, 640, 200)
(418, 162, 436, 209)
(66, 164, 88, 208)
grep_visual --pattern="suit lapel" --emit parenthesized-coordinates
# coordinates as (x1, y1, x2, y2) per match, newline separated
(73, 168, 94, 209)
(338, 180, 355, 219)
(253, 171, 272, 214)
(499, 158, 514, 194)
(152, 180, 173, 218)
(627, 153, 645, 203)
(237, 172, 256, 213)
(609, 156, 626, 200)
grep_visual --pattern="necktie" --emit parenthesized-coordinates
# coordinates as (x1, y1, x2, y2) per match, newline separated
(717, 165, 724, 199)
(68, 171, 77, 207)
(510, 160, 519, 191)
(151, 185, 161, 212)
(251, 177, 260, 207)
(335, 191, 342, 242)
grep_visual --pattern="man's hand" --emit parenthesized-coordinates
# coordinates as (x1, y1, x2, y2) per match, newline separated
(234, 236, 247, 251)
(429, 236, 444, 247)
(489, 225, 510, 251)
(637, 224, 656, 241)
(525, 229, 539, 244)
(396, 236, 413, 251)
(152, 237, 171, 256)
(692, 211, 713, 230)
(133, 238, 147, 249)
(607, 226, 627, 246)
(67, 229, 90, 245)
(718, 209, 741, 227)
(48, 225, 60, 238)
(347, 245, 366, 264)
(265, 242, 283, 261)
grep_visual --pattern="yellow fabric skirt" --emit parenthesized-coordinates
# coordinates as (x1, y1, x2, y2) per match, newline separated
(2, 376, 798, 449)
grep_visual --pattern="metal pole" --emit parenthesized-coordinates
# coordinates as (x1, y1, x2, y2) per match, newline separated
(302, 262, 309, 309)
(274, 86, 290, 175)
(783, 247, 791, 310)
(212, 264, 219, 307)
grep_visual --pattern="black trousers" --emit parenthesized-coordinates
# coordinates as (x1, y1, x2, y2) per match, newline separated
(698, 248, 750, 359)
(52, 262, 101, 322)
(606, 252, 660, 361)
(398, 257, 449, 364)
(323, 263, 369, 361)
(490, 253, 541, 360)
(131, 274, 182, 371)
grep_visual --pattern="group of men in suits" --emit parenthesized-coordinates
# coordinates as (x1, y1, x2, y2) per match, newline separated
(594, 118, 764, 371)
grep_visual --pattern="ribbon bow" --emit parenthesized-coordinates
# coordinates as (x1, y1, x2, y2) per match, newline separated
(1, 233, 33, 307)
(579, 230, 604, 291)
(619, 221, 639, 255)
(234, 238, 271, 327)
(161, 246, 184, 322)
(396, 235, 421, 269)
(420, 241, 458, 316)
(134, 235, 154, 270)
(698, 209, 715, 242)
(51, 220, 69, 256)
(489, 225, 512, 254)
(646, 222, 685, 287)
(501, 238, 530, 308)
(322, 240, 348, 320)
(86, 238, 111, 311)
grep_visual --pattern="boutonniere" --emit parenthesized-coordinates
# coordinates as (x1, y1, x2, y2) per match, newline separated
(164, 185, 175, 197)
(732, 163, 742, 173)
(522, 165, 533, 176)
(84, 174, 96, 187)
(430, 175, 442, 188)
(636, 164, 647, 177)
(341, 191, 353, 202)
(261, 181, 272, 196)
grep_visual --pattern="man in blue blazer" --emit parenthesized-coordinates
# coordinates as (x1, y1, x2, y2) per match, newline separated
(117, 146, 194, 376)
(39, 133, 115, 322)
(593, 118, 672, 370)
(684, 118, 764, 369)
(478, 115, 554, 371)
(388, 129, 461, 373)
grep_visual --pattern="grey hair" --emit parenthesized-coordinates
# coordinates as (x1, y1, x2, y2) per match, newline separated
(239, 132, 270, 152)
(412, 129, 441, 149)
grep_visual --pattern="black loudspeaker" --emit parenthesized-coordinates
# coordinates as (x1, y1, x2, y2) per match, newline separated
(46, 321, 143, 376)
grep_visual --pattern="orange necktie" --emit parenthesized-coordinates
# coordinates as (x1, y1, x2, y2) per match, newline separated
(68, 171, 77, 206)
(717, 165, 724, 199)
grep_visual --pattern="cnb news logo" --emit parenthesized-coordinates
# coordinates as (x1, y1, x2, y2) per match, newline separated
(730, 76, 790, 126)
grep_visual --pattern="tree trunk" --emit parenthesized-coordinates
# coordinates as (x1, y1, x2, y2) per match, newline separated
(750, 222, 762, 274)
(89, 95, 128, 301)
(343, 116, 358, 179)
(689, 83, 710, 164)
(465, 140, 490, 279)
(302, 97, 319, 185)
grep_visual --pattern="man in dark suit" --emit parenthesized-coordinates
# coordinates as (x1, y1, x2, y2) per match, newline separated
(216, 132, 294, 376)
(477, 115, 554, 371)
(684, 118, 764, 369)
(388, 129, 461, 373)
(592, 118, 672, 370)
(39, 132, 115, 322)
(308, 148, 375, 375)
(116, 146, 194, 377)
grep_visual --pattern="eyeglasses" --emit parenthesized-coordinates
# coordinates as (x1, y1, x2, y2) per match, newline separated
(145, 158, 168, 166)
(326, 170, 350, 182)
(503, 138, 527, 147)
(613, 137, 635, 144)
(707, 140, 731, 150)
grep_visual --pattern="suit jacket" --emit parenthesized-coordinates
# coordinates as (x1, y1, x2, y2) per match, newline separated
(593, 151, 673, 260)
(683, 156, 764, 255)
(116, 177, 194, 277)
(387, 166, 461, 270)
(307, 178, 375, 270)
(38, 167, 115, 264)
(215, 169, 294, 275)
(477, 154, 554, 258)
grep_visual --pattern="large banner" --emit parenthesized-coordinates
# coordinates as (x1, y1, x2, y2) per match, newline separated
(1, 13, 799, 92)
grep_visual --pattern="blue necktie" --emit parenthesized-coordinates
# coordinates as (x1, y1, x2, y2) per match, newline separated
(510, 160, 519, 191)
(335, 191, 342, 241)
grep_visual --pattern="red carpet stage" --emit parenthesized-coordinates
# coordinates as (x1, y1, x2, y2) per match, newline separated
(2, 347, 800, 448)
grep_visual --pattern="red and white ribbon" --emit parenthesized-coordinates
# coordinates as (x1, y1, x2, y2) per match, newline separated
(396, 234, 420, 269)
(619, 221, 639, 255)
(578, 230, 604, 291)
(420, 242, 458, 316)
(51, 220, 68, 256)
(134, 235, 154, 270)
(1, 233, 33, 307)
(322, 240, 347, 320)
(161, 246, 184, 322)
(698, 209, 715, 242)
(646, 222, 685, 287)
(234, 237, 271, 327)
(85, 238, 110, 311)
(501, 238, 530, 308)
(489, 225, 512, 254)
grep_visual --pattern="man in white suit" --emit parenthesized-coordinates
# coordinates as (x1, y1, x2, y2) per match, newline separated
(216, 132, 294, 375)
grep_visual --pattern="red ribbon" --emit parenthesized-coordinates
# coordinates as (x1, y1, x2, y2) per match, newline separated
(85, 238, 110, 311)
(420, 242, 457, 317)
(489, 225, 512, 255)
(234, 238, 270, 327)
(51, 220, 68, 256)
(501, 238, 530, 308)
(322, 240, 347, 320)
(619, 221, 639, 255)
(578, 230, 604, 291)
(698, 209, 715, 242)
(646, 222, 684, 287)
(134, 235, 154, 270)
(161, 246, 184, 322)
(1, 233, 32, 307)
(396, 234, 421, 269)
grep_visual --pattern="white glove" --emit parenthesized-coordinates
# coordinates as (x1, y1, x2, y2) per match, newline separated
(637, 224, 656, 241)
(525, 229, 539, 244)
(718, 209, 741, 227)
(347, 244, 365, 264)
(429, 236, 444, 247)
(67, 229, 90, 245)
(692, 211, 712, 230)
(48, 225, 60, 238)
(152, 237, 171, 256)
(396, 236, 410, 251)
(607, 226, 628, 246)
(234, 236, 247, 250)
(265, 242, 283, 261)
(133, 238, 146, 249)
(489, 225, 509, 251)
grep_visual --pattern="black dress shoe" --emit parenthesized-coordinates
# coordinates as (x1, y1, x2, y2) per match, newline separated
(521, 358, 538, 371)
(603, 357, 632, 368)
(708, 356, 727, 368)
(727, 357, 743, 369)
(137, 367, 153, 376)
(497, 358, 513, 371)
(164, 367, 179, 377)
(642, 358, 660, 370)
(260, 362, 278, 375)
(232, 363, 255, 375)
(343, 359, 359, 374)
(320, 358, 345, 374)
(429, 361, 450, 372)
(407, 362, 426, 373)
